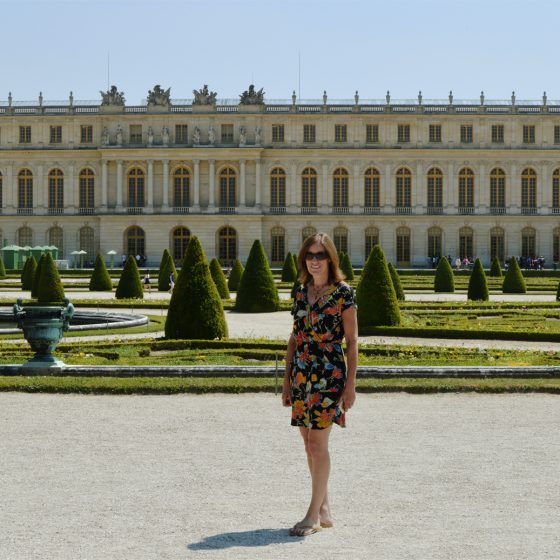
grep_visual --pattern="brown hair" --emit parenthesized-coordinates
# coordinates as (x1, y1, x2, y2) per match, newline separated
(297, 232, 346, 286)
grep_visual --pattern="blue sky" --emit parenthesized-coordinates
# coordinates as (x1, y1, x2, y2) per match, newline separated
(2, 0, 558, 104)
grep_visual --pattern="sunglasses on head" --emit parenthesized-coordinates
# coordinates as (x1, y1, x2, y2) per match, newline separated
(305, 251, 329, 261)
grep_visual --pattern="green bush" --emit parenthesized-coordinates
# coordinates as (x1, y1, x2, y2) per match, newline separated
(235, 239, 279, 313)
(467, 258, 489, 301)
(21, 256, 37, 290)
(31, 254, 45, 298)
(502, 257, 526, 294)
(356, 245, 401, 328)
(556, 280, 560, 302)
(210, 257, 230, 299)
(36, 252, 65, 304)
(388, 262, 405, 301)
(165, 236, 227, 339)
(281, 252, 298, 282)
(115, 255, 144, 299)
(489, 256, 503, 278)
(158, 250, 177, 292)
(292, 253, 298, 274)
(340, 252, 355, 281)
(0, 255, 6, 278)
(434, 257, 455, 293)
(228, 259, 244, 292)
(89, 254, 113, 291)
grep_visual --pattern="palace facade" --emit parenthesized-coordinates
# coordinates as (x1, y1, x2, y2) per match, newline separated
(1, 86, 560, 267)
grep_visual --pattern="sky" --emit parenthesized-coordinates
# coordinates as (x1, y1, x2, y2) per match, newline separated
(1, 0, 559, 105)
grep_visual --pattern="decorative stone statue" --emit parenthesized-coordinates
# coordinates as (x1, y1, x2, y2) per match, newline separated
(101, 127, 109, 146)
(8, 91, 12, 107)
(323, 90, 327, 105)
(449, 90, 453, 105)
(292, 90, 297, 105)
(147, 127, 154, 146)
(386, 90, 391, 105)
(69, 91, 74, 107)
(418, 90, 422, 105)
(38, 91, 43, 106)
(193, 84, 217, 105)
(239, 84, 265, 105)
(147, 85, 171, 107)
(543, 91, 548, 106)
(254, 126, 261, 145)
(511, 91, 516, 106)
(116, 125, 123, 146)
(355, 90, 359, 105)
(208, 125, 215, 145)
(100, 85, 125, 106)
(193, 126, 201, 145)
(162, 126, 169, 145)
(480, 91, 485, 105)
(239, 126, 246, 146)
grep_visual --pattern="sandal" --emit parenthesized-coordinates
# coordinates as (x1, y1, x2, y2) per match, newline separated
(320, 520, 334, 528)
(289, 524, 322, 537)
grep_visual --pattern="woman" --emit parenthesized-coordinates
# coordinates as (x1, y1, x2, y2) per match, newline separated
(282, 232, 358, 537)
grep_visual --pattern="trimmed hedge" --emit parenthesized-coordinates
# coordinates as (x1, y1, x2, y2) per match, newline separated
(210, 257, 230, 299)
(227, 259, 244, 292)
(31, 254, 45, 299)
(115, 256, 144, 299)
(489, 256, 503, 278)
(387, 262, 405, 301)
(434, 257, 455, 293)
(21, 256, 37, 290)
(281, 252, 298, 282)
(89, 254, 113, 291)
(502, 257, 526, 294)
(0, 256, 6, 279)
(340, 252, 355, 281)
(467, 258, 489, 301)
(36, 252, 65, 304)
(158, 249, 177, 292)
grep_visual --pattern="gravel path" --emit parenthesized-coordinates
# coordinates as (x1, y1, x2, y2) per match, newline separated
(0, 393, 558, 560)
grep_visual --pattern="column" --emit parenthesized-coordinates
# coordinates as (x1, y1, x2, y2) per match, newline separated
(5, 162, 13, 210)
(101, 160, 108, 210)
(414, 161, 422, 210)
(36, 164, 44, 212)
(478, 161, 487, 212)
(193, 159, 200, 210)
(162, 160, 169, 210)
(446, 162, 455, 210)
(508, 162, 517, 212)
(321, 161, 329, 210)
(116, 160, 123, 210)
(208, 160, 215, 208)
(350, 161, 359, 210)
(147, 159, 154, 212)
(384, 162, 392, 209)
(255, 159, 261, 207)
(540, 162, 549, 212)
(66, 163, 75, 211)
(239, 159, 246, 208)
(290, 163, 297, 208)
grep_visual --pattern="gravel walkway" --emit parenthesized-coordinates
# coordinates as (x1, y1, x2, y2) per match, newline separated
(0, 393, 558, 560)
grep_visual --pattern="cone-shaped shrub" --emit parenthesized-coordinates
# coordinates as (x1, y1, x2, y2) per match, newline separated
(31, 254, 45, 298)
(165, 236, 227, 339)
(158, 250, 177, 291)
(467, 258, 489, 301)
(115, 255, 143, 299)
(235, 240, 279, 312)
(340, 252, 355, 281)
(0, 255, 6, 278)
(210, 257, 230, 299)
(388, 262, 405, 301)
(281, 252, 298, 282)
(556, 280, 560, 302)
(227, 258, 244, 292)
(502, 256, 526, 294)
(489, 256, 503, 278)
(21, 256, 37, 290)
(434, 257, 455, 293)
(36, 252, 65, 304)
(89, 254, 113, 291)
(356, 245, 401, 328)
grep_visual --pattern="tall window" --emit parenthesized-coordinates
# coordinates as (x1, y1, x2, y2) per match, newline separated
(364, 168, 380, 208)
(221, 124, 234, 143)
(219, 167, 236, 207)
(302, 226, 317, 242)
(427, 168, 443, 210)
(172, 227, 190, 262)
(427, 226, 442, 259)
(80, 125, 93, 144)
(460, 125, 473, 144)
(396, 168, 411, 208)
(521, 168, 537, 211)
(491, 125, 504, 143)
(79, 168, 95, 211)
(48, 169, 64, 211)
(333, 168, 349, 208)
(128, 168, 145, 208)
(458, 168, 474, 210)
(554, 227, 560, 262)
(48, 226, 64, 256)
(521, 227, 536, 258)
(396, 226, 410, 265)
(271, 226, 285, 263)
(334, 125, 347, 143)
(49, 126, 62, 144)
(18, 169, 33, 210)
(364, 227, 379, 259)
(459, 226, 473, 260)
(270, 168, 286, 208)
(175, 124, 188, 144)
(301, 168, 317, 208)
(218, 226, 237, 265)
(129, 125, 142, 144)
(333, 226, 348, 255)
(553, 169, 560, 211)
(19, 126, 31, 144)
(490, 168, 506, 210)
(272, 125, 285, 142)
(397, 125, 410, 143)
(17, 226, 33, 247)
(429, 125, 442, 143)
(523, 125, 535, 144)
(490, 227, 505, 263)
(555, 126, 560, 145)
(173, 167, 191, 208)
(366, 124, 379, 144)
(303, 124, 316, 143)
(80, 226, 95, 259)
(125, 226, 144, 257)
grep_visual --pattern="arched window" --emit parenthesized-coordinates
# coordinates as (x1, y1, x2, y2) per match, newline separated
(18, 169, 33, 211)
(270, 226, 285, 263)
(17, 226, 33, 247)
(301, 168, 317, 208)
(427, 226, 442, 259)
(459, 226, 473, 260)
(553, 169, 560, 212)
(521, 168, 537, 212)
(458, 168, 474, 212)
(364, 168, 380, 209)
(79, 226, 95, 261)
(302, 226, 317, 242)
(427, 168, 443, 212)
(218, 226, 237, 265)
(333, 168, 349, 208)
(79, 168, 95, 213)
(553, 227, 560, 262)
(396, 168, 411, 209)
(125, 226, 144, 257)
(333, 226, 348, 254)
(364, 227, 379, 260)
(490, 168, 506, 211)
(48, 226, 64, 257)
(219, 167, 236, 208)
(128, 168, 145, 208)
(396, 226, 410, 265)
(174, 167, 191, 208)
(172, 226, 191, 262)
(270, 168, 286, 208)
(490, 226, 505, 263)
(521, 226, 536, 258)
(48, 169, 64, 212)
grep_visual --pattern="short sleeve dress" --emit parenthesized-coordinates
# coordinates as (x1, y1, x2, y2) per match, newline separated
(290, 282, 357, 430)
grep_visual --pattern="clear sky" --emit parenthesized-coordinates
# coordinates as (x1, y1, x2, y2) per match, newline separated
(2, 0, 559, 104)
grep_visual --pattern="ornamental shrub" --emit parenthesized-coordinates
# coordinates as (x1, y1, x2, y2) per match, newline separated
(235, 239, 280, 312)
(489, 256, 503, 278)
(556, 280, 560, 302)
(89, 254, 113, 291)
(292, 252, 298, 274)
(388, 262, 405, 301)
(158, 249, 177, 291)
(356, 245, 401, 328)
(31, 254, 45, 299)
(0, 255, 6, 278)
(434, 257, 455, 293)
(165, 236, 227, 339)
(340, 252, 355, 281)
(281, 252, 298, 282)
(467, 258, 489, 301)
(21, 256, 37, 290)
(502, 256, 526, 294)
(210, 257, 230, 299)
(227, 259, 244, 292)
(115, 255, 144, 299)
(36, 252, 65, 304)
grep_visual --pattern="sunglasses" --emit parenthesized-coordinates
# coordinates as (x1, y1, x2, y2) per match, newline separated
(305, 251, 329, 261)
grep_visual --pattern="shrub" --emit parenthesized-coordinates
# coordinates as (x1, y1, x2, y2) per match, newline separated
(434, 257, 455, 293)
(388, 262, 405, 301)
(340, 252, 355, 281)
(115, 255, 143, 299)
(281, 252, 298, 282)
(0, 255, 6, 278)
(356, 245, 401, 328)
(502, 257, 526, 294)
(467, 258, 489, 301)
(235, 239, 280, 312)
(489, 256, 503, 278)
(21, 256, 37, 290)
(36, 252, 65, 304)
(292, 253, 298, 274)
(210, 257, 230, 299)
(165, 236, 227, 339)
(556, 280, 560, 302)
(228, 259, 244, 292)
(89, 254, 113, 291)
(158, 250, 177, 292)
(31, 254, 45, 298)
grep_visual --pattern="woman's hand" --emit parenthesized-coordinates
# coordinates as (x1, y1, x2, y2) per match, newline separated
(340, 383, 356, 411)
(282, 384, 292, 407)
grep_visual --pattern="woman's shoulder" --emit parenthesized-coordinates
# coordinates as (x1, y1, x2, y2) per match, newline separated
(335, 281, 353, 294)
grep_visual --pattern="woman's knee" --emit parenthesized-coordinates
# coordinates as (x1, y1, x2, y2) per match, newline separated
(306, 432, 330, 459)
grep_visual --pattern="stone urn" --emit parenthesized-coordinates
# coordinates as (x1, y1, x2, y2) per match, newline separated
(13, 298, 74, 367)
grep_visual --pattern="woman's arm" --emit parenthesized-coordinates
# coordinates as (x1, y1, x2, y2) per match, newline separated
(341, 306, 358, 410)
(282, 333, 296, 406)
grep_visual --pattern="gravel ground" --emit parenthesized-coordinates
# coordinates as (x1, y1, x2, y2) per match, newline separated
(0, 393, 558, 560)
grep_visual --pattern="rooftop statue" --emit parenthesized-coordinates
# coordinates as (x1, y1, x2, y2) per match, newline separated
(193, 84, 217, 105)
(147, 85, 171, 106)
(239, 84, 265, 105)
(100, 85, 125, 106)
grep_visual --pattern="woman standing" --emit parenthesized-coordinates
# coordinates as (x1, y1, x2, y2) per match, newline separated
(282, 232, 358, 537)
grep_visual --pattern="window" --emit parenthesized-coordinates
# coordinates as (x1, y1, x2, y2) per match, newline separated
(218, 226, 237, 265)
(396, 168, 411, 208)
(366, 124, 379, 144)
(490, 227, 505, 263)
(521, 227, 536, 259)
(364, 168, 380, 208)
(553, 169, 560, 211)
(80, 125, 93, 144)
(270, 226, 285, 263)
(397, 125, 410, 143)
(427, 168, 443, 210)
(301, 168, 317, 208)
(459, 226, 473, 260)
(490, 168, 506, 210)
(270, 168, 286, 208)
(272, 125, 284, 142)
(523, 125, 535, 144)
(396, 226, 410, 265)
(219, 167, 236, 207)
(333, 226, 348, 255)
(125, 226, 144, 257)
(429, 125, 442, 143)
(175, 124, 188, 144)
(555, 126, 560, 145)
(19, 126, 31, 144)
(491, 125, 504, 143)
(221, 124, 234, 143)
(18, 169, 33, 209)
(333, 168, 348, 208)
(554, 227, 560, 262)
(48, 169, 64, 210)
(521, 168, 537, 210)
(460, 125, 473, 144)
(427, 226, 442, 259)
(458, 168, 474, 210)
(48, 226, 64, 257)
(127, 168, 145, 207)
(79, 168, 95, 210)
(335, 125, 347, 143)
(364, 227, 379, 259)
(172, 227, 190, 262)
(80, 226, 95, 259)
(303, 124, 316, 143)
(129, 125, 142, 144)
(18, 226, 33, 247)
(49, 126, 62, 144)
(0, 172, 2, 210)
(302, 226, 317, 242)
(173, 168, 191, 208)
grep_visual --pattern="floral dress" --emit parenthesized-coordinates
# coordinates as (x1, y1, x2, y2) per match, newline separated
(290, 282, 357, 429)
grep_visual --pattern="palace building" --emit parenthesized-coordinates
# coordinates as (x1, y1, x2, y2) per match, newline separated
(1, 85, 560, 268)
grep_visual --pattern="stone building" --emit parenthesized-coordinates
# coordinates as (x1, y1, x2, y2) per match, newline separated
(1, 85, 559, 267)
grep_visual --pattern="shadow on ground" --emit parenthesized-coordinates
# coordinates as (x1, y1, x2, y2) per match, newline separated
(187, 528, 294, 550)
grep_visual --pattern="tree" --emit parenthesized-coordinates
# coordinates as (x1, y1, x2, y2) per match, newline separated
(467, 258, 489, 301)
(21, 256, 37, 290)
(89, 254, 113, 291)
(340, 252, 355, 281)
(502, 256, 526, 294)
(115, 255, 144, 299)
(227, 259, 244, 292)
(489, 256, 503, 278)
(0, 255, 6, 278)
(356, 245, 401, 328)
(434, 256, 455, 293)
(31, 254, 45, 299)
(165, 236, 227, 339)
(235, 239, 280, 312)
(281, 252, 298, 282)
(210, 257, 230, 299)
(388, 262, 405, 301)
(36, 252, 65, 304)
(158, 249, 177, 291)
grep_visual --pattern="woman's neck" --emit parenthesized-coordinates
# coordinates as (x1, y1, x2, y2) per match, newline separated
(311, 274, 329, 287)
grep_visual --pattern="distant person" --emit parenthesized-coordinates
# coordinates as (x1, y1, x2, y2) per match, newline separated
(169, 273, 175, 293)
(121, 254, 126, 267)
(143, 273, 151, 291)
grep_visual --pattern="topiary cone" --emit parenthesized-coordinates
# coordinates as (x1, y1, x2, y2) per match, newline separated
(388, 262, 405, 301)
(36, 252, 65, 304)
(489, 256, 503, 278)
(31, 254, 46, 299)
(21, 256, 37, 290)
(235, 239, 279, 313)
(227, 259, 244, 292)
(502, 256, 526, 294)
(281, 252, 298, 282)
(340, 252, 355, 281)
(158, 250, 177, 291)
(89, 254, 113, 291)
(434, 256, 455, 293)
(210, 257, 230, 299)
(115, 255, 144, 299)
(0, 255, 6, 278)
(467, 258, 489, 301)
